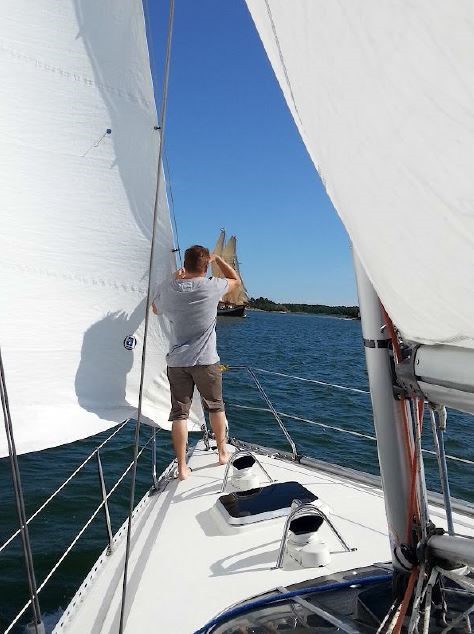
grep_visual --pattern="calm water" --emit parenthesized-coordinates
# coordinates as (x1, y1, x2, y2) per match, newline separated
(1, 311, 472, 632)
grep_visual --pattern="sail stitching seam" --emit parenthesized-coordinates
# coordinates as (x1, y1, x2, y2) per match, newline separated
(0, 43, 153, 108)
(263, 1, 304, 129)
(0, 261, 146, 294)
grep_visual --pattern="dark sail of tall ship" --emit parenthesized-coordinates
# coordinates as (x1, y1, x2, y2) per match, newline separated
(211, 229, 249, 317)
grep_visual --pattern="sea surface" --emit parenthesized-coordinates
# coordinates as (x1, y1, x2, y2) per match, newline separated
(1, 311, 472, 632)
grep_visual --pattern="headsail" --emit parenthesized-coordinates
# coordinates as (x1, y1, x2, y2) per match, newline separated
(0, 1, 202, 457)
(246, 1, 474, 348)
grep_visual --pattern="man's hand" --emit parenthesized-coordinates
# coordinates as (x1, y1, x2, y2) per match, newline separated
(212, 255, 239, 282)
(152, 302, 158, 314)
(209, 253, 217, 264)
(210, 253, 241, 296)
(174, 267, 185, 279)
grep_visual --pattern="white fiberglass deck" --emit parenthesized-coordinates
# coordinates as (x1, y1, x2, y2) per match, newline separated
(55, 441, 473, 634)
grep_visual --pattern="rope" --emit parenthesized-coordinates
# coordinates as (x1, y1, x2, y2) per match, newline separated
(5, 437, 153, 633)
(393, 568, 418, 634)
(118, 2, 175, 631)
(0, 419, 130, 555)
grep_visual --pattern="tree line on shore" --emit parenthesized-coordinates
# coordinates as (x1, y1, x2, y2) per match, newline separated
(248, 297, 359, 319)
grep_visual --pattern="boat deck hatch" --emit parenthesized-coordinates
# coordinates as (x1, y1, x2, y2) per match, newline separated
(216, 481, 317, 526)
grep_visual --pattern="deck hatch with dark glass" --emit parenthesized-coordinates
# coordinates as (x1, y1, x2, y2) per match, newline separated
(216, 481, 317, 526)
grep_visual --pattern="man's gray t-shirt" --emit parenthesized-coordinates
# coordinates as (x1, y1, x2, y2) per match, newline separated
(154, 277, 228, 367)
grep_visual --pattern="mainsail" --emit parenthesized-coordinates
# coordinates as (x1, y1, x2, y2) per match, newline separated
(0, 1, 202, 457)
(245, 1, 474, 349)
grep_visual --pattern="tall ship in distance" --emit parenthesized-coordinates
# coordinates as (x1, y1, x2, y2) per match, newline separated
(212, 229, 249, 317)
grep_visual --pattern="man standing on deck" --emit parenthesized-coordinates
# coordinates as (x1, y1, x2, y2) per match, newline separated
(152, 245, 241, 480)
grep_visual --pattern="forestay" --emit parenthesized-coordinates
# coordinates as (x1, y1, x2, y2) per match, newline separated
(0, 1, 202, 457)
(246, 1, 474, 348)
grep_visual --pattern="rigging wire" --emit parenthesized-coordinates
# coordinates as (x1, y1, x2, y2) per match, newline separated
(143, 0, 181, 267)
(412, 398, 430, 541)
(225, 367, 473, 465)
(0, 347, 43, 633)
(5, 436, 154, 634)
(164, 149, 183, 266)
(430, 406, 455, 534)
(226, 403, 474, 465)
(246, 367, 298, 459)
(0, 420, 130, 555)
(118, 1, 175, 631)
(250, 367, 370, 394)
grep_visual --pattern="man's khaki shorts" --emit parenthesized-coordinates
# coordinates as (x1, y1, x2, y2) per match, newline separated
(167, 363, 225, 421)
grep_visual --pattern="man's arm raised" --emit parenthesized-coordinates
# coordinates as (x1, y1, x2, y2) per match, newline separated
(152, 267, 186, 313)
(210, 254, 241, 294)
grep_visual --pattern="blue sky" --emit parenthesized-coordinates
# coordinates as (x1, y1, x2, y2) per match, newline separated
(146, 0, 357, 305)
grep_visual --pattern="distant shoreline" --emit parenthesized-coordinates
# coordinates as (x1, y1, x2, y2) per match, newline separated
(247, 297, 360, 319)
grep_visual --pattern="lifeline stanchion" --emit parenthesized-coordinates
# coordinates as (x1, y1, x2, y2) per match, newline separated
(0, 346, 44, 634)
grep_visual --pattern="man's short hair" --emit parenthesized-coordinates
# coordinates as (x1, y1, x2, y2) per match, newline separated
(184, 245, 210, 274)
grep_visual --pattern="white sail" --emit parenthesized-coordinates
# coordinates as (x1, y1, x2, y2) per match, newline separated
(0, 1, 202, 457)
(246, 1, 474, 348)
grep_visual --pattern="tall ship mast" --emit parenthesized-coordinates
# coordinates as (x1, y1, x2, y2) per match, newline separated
(212, 229, 249, 317)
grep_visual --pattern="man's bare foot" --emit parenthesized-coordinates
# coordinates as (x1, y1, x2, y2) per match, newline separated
(217, 445, 229, 465)
(177, 465, 192, 480)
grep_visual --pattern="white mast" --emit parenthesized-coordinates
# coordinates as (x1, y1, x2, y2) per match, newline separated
(353, 251, 414, 569)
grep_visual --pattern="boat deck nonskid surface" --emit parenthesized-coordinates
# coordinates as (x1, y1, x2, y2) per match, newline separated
(55, 441, 471, 634)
